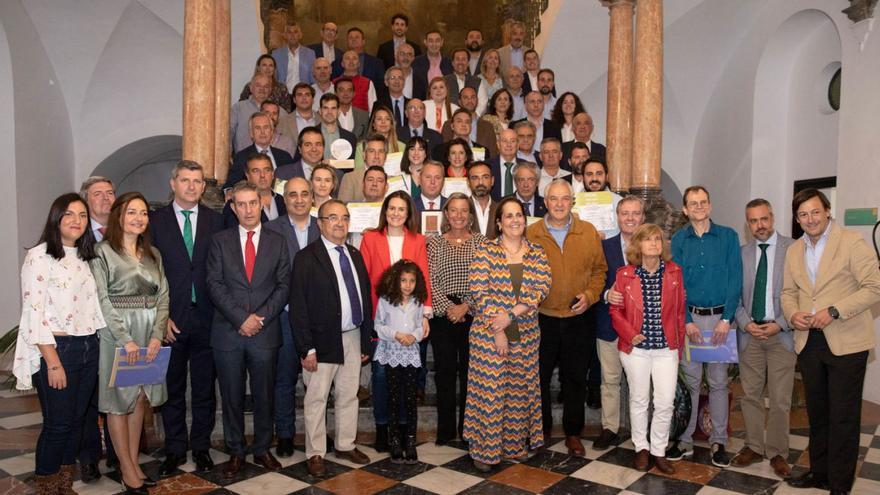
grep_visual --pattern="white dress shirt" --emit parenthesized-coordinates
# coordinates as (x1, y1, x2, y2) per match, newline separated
(338, 107, 355, 132)
(173, 202, 199, 240)
(538, 167, 571, 197)
(473, 197, 492, 236)
(322, 42, 336, 64)
(421, 194, 441, 210)
(286, 46, 301, 92)
(403, 71, 413, 98)
(322, 236, 364, 332)
(91, 219, 105, 242)
(805, 222, 832, 288)
(255, 144, 278, 169)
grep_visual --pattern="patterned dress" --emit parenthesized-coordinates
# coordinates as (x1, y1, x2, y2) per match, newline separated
(463, 238, 551, 464)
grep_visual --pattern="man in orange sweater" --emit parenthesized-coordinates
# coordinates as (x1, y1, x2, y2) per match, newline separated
(526, 179, 607, 456)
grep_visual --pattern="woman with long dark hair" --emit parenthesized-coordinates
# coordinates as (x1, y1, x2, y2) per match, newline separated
(400, 136, 428, 199)
(91, 192, 169, 494)
(14, 193, 105, 494)
(481, 88, 515, 139)
(551, 92, 586, 143)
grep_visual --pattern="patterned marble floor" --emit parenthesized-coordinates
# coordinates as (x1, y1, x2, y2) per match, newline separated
(1, 385, 879, 494)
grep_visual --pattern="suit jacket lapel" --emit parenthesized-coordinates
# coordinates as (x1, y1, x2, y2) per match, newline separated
(191, 204, 212, 264)
(315, 242, 342, 300)
(307, 222, 321, 244)
(742, 241, 756, 310)
(772, 237, 787, 296)
(230, 230, 249, 283)
(162, 206, 191, 264)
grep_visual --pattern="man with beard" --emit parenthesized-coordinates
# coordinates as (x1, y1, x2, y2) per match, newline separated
(568, 142, 590, 193)
(465, 29, 485, 76)
(498, 21, 530, 74)
(395, 42, 416, 98)
(443, 49, 480, 107)
(467, 161, 498, 238)
(537, 69, 557, 119)
(581, 158, 622, 239)
(376, 13, 421, 69)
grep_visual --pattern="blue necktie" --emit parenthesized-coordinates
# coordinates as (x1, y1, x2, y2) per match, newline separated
(335, 246, 363, 327)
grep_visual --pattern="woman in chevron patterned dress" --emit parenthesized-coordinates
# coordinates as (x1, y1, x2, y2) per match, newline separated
(463, 197, 551, 472)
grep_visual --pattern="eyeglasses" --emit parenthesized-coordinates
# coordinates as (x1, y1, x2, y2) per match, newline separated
(318, 215, 351, 223)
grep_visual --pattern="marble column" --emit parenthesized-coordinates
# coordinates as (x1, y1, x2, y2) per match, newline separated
(604, 0, 634, 193)
(212, 0, 231, 204)
(631, 0, 662, 196)
(182, 0, 216, 178)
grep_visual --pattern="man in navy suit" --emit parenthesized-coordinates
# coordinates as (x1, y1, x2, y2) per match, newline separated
(334, 28, 385, 95)
(512, 161, 546, 218)
(489, 129, 526, 201)
(224, 112, 294, 190)
(290, 199, 374, 476)
(153, 161, 225, 476)
(308, 22, 344, 76)
(208, 182, 291, 478)
(561, 112, 606, 164)
(589, 196, 645, 451)
(276, 127, 324, 181)
(272, 22, 316, 91)
(376, 13, 422, 69)
(443, 49, 481, 107)
(265, 178, 321, 458)
(223, 154, 287, 228)
(414, 160, 447, 212)
(411, 31, 453, 100)
(510, 91, 563, 152)
(397, 99, 443, 156)
(378, 67, 410, 129)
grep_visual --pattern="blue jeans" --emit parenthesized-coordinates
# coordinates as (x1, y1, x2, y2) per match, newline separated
(34, 334, 99, 475)
(274, 311, 299, 439)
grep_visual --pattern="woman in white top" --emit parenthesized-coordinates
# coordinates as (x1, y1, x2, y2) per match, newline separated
(551, 92, 587, 143)
(423, 77, 459, 132)
(14, 193, 106, 493)
(478, 49, 504, 104)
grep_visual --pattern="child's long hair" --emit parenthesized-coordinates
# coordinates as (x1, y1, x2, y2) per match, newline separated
(377, 259, 428, 307)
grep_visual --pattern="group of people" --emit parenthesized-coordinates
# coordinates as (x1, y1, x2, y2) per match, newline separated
(12, 13, 880, 495)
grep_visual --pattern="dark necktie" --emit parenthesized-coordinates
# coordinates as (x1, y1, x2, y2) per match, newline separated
(751, 243, 769, 321)
(394, 100, 403, 128)
(504, 162, 514, 196)
(412, 127, 419, 137)
(181, 210, 195, 302)
(523, 201, 531, 216)
(335, 246, 363, 327)
(245, 231, 256, 283)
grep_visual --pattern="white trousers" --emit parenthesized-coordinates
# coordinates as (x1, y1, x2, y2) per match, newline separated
(619, 347, 679, 456)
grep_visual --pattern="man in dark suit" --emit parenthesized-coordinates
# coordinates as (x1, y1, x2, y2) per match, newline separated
(153, 161, 225, 476)
(509, 91, 563, 152)
(467, 162, 499, 238)
(589, 196, 645, 451)
(561, 112, 606, 164)
(224, 112, 294, 190)
(512, 161, 546, 217)
(207, 181, 291, 478)
(264, 178, 321, 458)
(308, 22, 344, 77)
(414, 160, 447, 212)
(276, 127, 324, 181)
(222, 154, 286, 228)
(444, 49, 481, 107)
(378, 67, 410, 129)
(730, 199, 796, 479)
(411, 31, 453, 100)
(397, 99, 443, 156)
(333, 28, 384, 95)
(291, 199, 374, 476)
(489, 129, 524, 201)
(438, 105, 495, 161)
(376, 13, 422, 69)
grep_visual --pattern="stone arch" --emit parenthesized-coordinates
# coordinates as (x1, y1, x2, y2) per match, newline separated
(91, 135, 182, 204)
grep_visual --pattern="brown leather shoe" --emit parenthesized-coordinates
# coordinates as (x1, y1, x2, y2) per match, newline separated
(253, 452, 282, 471)
(730, 446, 763, 467)
(565, 436, 585, 457)
(307, 455, 326, 477)
(223, 455, 245, 479)
(335, 447, 370, 465)
(634, 449, 651, 471)
(653, 455, 676, 474)
(770, 455, 792, 479)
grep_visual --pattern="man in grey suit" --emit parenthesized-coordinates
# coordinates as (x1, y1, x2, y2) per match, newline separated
(444, 49, 481, 107)
(731, 198, 795, 479)
(207, 182, 291, 478)
(265, 178, 321, 458)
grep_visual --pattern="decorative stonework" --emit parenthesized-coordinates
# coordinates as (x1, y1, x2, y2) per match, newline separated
(843, 0, 878, 23)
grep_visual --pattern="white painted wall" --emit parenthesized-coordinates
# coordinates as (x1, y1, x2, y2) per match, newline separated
(0, 18, 20, 356)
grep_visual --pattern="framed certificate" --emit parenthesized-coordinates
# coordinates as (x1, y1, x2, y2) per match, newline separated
(421, 210, 443, 236)
(347, 202, 383, 233)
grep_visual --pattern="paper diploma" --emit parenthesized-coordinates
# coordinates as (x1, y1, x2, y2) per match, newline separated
(442, 177, 471, 197)
(329, 159, 355, 170)
(347, 202, 383, 233)
(472, 147, 486, 161)
(386, 175, 407, 196)
(384, 152, 404, 176)
(574, 191, 616, 233)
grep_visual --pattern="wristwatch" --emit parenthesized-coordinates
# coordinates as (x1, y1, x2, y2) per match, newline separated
(828, 306, 840, 319)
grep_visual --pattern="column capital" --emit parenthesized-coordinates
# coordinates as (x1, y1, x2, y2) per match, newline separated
(600, 0, 635, 9)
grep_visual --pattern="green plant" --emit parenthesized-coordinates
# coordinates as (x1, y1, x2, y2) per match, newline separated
(0, 326, 18, 356)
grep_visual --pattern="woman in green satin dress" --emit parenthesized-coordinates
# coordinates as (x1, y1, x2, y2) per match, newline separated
(91, 192, 168, 494)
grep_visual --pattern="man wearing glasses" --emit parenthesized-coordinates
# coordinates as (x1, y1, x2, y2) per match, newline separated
(290, 200, 374, 476)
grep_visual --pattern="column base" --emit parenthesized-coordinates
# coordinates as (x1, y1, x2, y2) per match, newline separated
(630, 186, 688, 237)
(202, 178, 226, 212)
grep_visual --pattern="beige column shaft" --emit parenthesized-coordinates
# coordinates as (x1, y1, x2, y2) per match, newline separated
(631, 0, 663, 190)
(182, 0, 216, 177)
(213, 0, 231, 183)
(605, 0, 635, 192)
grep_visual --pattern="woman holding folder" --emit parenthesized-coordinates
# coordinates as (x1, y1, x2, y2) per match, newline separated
(14, 193, 106, 494)
(91, 191, 169, 495)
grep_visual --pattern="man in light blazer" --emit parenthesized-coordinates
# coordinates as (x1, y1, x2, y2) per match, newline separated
(782, 188, 880, 494)
(264, 177, 321, 458)
(272, 22, 316, 90)
(207, 182, 291, 478)
(731, 199, 795, 479)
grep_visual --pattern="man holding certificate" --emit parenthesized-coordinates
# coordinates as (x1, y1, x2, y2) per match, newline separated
(668, 186, 742, 468)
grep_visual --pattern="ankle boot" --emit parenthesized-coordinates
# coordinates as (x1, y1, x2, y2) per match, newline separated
(404, 434, 419, 464)
(34, 473, 58, 495)
(58, 464, 77, 495)
(374, 424, 389, 453)
(389, 426, 404, 464)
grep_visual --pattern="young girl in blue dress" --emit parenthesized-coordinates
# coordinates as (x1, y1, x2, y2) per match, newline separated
(374, 259, 429, 464)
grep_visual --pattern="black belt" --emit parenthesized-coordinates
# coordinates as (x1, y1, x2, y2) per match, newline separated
(753, 319, 773, 325)
(688, 305, 724, 316)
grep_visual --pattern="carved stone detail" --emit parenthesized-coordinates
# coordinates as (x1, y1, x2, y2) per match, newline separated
(843, 0, 878, 23)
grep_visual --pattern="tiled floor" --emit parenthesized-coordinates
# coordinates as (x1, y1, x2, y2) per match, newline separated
(2, 386, 880, 494)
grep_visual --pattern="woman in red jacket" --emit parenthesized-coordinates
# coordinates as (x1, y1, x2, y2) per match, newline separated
(360, 191, 432, 452)
(609, 223, 685, 475)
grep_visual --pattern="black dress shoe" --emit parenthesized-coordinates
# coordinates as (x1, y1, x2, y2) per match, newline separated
(121, 481, 148, 495)
(830, 491, 850, 495)
(80, 462, 102, 483)
(159, 453, 185, 477)
(193, 450, 214, 472)
(139, 475, 157, 488)
(223, 456, 245, 479)
(787, 471, 830, 490)
(275, 437, 294, 458)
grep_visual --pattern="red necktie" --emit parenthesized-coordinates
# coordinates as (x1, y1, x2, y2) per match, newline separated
(245, 231, 256, 283)
(435, 107, 442, 129)
(98, 227, 107, 237)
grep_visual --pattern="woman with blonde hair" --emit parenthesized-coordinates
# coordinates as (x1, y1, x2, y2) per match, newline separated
(355, 105, 405, 169)
(423, 77, 459, 132)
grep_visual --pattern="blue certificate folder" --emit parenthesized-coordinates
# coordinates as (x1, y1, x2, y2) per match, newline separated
(109, 347, 171, 388)
(684, 329, 739, 363)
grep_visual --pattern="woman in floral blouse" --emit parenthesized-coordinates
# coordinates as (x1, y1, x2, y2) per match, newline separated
(14, 193, 106, 494)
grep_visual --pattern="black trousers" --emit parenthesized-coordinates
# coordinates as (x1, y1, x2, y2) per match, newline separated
(79, 335, 116, 465)
(539, 313, 594, 436)
(386, 365, 418, 437)
(798, 331, 868, 491)
(161, 308, 217, 456)
(430, 316, 471, 442)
